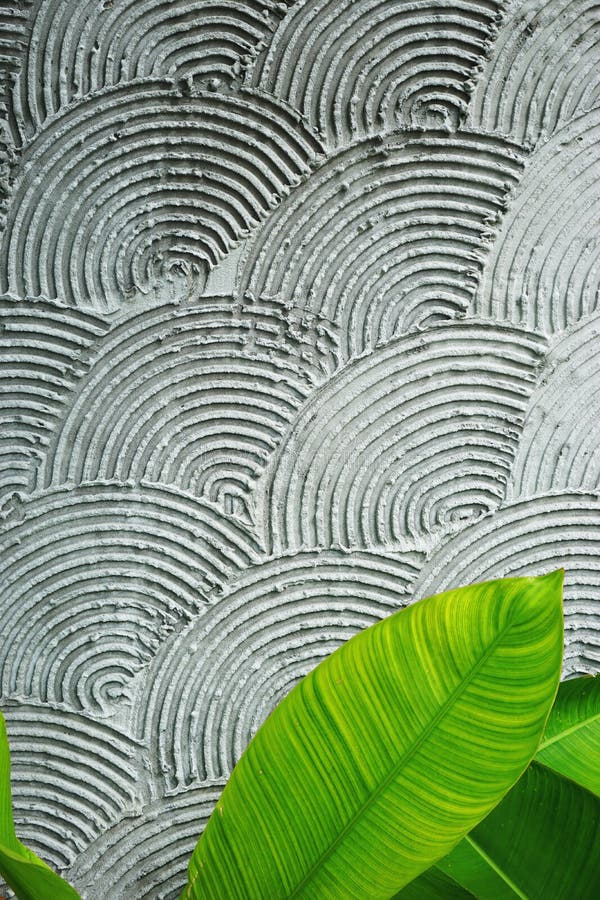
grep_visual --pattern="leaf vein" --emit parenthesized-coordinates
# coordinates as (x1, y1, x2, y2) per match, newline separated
(289, 622, 513, 896)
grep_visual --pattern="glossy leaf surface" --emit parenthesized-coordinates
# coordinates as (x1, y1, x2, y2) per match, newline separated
(0, 711, 80, 900)
(185, 572, 564, 898)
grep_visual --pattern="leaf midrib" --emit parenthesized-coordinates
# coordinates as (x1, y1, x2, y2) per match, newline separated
(462, 835, 528, 899)
(289, 621, 514, 897)
(538, 710, 600, 750)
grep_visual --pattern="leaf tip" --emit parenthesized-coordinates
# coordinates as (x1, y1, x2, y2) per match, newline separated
(499, 569, 564, 655)
(520, 568, 564, 622)
(538, 567, 565, 590)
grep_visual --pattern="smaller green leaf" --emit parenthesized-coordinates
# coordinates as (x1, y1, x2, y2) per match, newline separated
(435, 837, 522, 899)
(400, 676, 600, 899)
(536, 673, 600, 795)
(445, 762, 600, 900)
(393, 864, 476, 899)
(0, 710, 81, 900)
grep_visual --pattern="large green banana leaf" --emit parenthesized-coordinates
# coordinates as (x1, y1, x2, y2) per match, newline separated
(0, 711, 80, 900)
(184, 571, 564, 899)
(400, 674, 600, 899)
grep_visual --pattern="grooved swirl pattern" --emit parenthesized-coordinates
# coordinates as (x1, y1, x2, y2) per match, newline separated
(1, 1, 599, 897)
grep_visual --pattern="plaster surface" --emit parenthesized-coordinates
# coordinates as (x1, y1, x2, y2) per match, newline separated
(0, 1, 599, 896)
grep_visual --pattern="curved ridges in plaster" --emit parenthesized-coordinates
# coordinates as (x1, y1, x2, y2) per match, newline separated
(1, 3, 600, 892)
(10, 1, 295, 141)
(474, 108, 600, 335)
(236, 131, 525, 358)
(0, 1, 30, 225)
(468, 0, 600, 145)
(40, 298, 338, 523)
(0, 81, 324, 311)
(68, 783, 225, 900)
(0, 295, 110, 507)
(261, 322, 546, 553)
(135, 549, 423, 787)
(0, 482, 262, 713)
(0, 2, 29, 126)
(509, 315, 600, 497)
(412, 492, 600, 674)
(248, 0, 503, 146)
(1, 700, 145, 872)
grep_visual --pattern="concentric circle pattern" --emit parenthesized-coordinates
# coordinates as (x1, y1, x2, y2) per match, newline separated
(261, 321, 546, 551)
(39, 297, 339, 519)
(11, 1, 296, 141)
(467, 0, 600, 145)
(1, 82, 324, 311)
(474, 108, 600, 333)
(67, 783, 227, 900)
(135, 549, 424, 788)
(0, 481, 262, 714)
(509, 316, 600, 497)
(1, 1, 600, 897)
(0, 295, 110, 507)
(248, 0, 505, 146)
(1, 701, 146, 872)
(237, 131, 526, 357)
(412, 493, 600, 675)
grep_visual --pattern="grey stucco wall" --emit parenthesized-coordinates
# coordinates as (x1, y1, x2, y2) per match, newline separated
(1, 1, 599, 896)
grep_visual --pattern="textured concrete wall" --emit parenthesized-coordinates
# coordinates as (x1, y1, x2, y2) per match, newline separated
(1, 1, 599, 897)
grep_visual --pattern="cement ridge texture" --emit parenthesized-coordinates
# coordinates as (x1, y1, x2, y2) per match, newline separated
(0, 1, 599, 896)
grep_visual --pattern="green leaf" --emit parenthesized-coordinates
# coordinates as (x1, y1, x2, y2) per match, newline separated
(184, 571, 564, 899)
(399, 675, 600, 899)
(434, 762, 600, 900)
(536, 673, 600, 795)
(0, 710, 80, 900)
(435, 836, 521, 899)
(393, 865, 476, 899)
